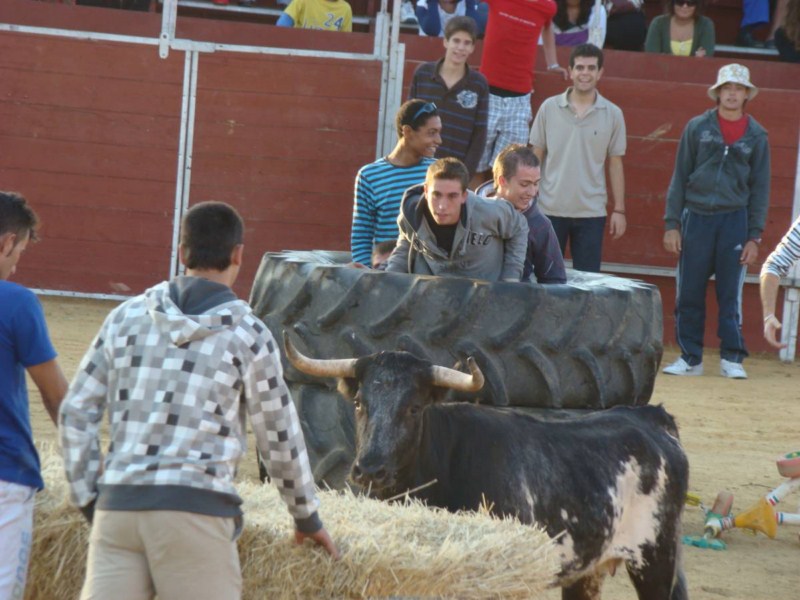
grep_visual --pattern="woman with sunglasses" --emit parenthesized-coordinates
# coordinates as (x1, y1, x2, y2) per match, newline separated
(644, 0, 715, 56)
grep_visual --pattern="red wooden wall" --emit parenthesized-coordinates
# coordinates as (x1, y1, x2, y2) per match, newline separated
(0, 0, 380, 297)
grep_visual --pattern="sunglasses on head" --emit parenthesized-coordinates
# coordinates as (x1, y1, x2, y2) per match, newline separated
(673, 0, 697, 6)
(411, 102, 437, 123)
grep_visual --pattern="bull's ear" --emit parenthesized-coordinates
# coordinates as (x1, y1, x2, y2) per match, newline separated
(337, 377, 359, 401)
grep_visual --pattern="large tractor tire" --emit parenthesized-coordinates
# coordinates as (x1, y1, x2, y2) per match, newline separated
(249, 250, 663, 487)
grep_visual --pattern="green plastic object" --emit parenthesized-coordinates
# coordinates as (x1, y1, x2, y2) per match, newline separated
(682, 534, 727, 550)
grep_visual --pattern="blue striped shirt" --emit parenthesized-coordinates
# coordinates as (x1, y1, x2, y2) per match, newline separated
(350, 157, 434, 265)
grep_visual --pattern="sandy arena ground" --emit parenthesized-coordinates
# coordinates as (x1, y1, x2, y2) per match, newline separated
(29, 296, 799, 599)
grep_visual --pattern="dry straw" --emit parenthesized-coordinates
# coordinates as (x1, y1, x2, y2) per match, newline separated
(28, 448, 558, 599)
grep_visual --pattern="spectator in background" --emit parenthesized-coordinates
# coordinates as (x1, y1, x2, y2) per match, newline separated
(416, 0, 488, 37)
(276, 0, 353, 31)
(645, 0, 715, 57)
(409, 16, 489, 177)
(350, 100, 440, 267)
(552, 0, 607, 47)
(774, 0, 800, 61)
(474, 0, 568, 189)
(737, 0, 769, 47)
(603, 0, 647, 50)
(530, 43, 627, 273)
(662, 64, 770, 379)
(476, 144, 567, 284)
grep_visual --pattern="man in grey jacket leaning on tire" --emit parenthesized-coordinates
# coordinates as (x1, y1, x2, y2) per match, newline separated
(386, 157, 528, 281)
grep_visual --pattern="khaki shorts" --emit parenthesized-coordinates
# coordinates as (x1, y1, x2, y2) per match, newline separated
(81, 510, 242, 600)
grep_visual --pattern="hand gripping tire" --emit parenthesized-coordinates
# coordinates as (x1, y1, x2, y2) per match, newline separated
(249, 250, 663, 487)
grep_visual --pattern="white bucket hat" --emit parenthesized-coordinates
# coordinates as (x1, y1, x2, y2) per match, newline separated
(708, 63, 759, 101)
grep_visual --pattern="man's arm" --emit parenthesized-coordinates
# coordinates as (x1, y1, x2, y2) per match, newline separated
(663, 120, 697, 254)
(60, 326, 111, 513)
(462, 84, 489, 176)
(500, 204, 529, 281)
(531, 216, 567, 284)
(245, 335, 338, 558)
(541, 23, 568, 79)
(385, 231, 411, 273)
(351, 170, 377, 266)
(760, 271, 784, 348)
(759, 215, 800, 348)
(746, 134, 771, 241)
(607, 155, 626, 240)
(415, 0, 443, 36)
(28, 359, 68, 424)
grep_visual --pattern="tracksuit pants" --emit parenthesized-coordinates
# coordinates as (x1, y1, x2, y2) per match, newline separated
(674, 208, 749, 366)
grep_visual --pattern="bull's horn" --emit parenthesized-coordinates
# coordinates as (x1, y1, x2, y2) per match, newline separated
(430, 357, 484, 392)
(283, 332, 357, 378)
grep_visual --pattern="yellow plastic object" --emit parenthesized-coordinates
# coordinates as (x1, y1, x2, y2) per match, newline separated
(734, 498, 778, 539)
(685, 492, 702, 507)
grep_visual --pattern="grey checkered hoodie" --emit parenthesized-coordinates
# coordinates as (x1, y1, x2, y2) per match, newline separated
(60, 278, 322, 532)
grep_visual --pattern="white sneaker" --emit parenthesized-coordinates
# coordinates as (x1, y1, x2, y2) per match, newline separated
(400, 0, 418, 24)
(662, 357, 703, 376)
(720, 359, 747, 379)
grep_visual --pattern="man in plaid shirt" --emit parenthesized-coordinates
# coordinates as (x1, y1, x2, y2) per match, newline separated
(60, 201, 338, 600)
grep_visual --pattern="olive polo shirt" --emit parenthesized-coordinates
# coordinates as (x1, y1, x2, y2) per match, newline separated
(529, 88, 626, 218)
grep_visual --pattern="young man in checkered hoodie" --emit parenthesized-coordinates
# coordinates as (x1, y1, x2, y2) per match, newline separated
(60, 201, 338, 600)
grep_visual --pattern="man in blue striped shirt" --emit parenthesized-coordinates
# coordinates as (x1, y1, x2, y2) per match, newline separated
(408, 16, 489, 177)
(350, 100, 441, 266)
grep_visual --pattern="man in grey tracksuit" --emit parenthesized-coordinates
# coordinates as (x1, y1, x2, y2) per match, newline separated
(662, 64, 770, 380)
(386, 157, 528, 281)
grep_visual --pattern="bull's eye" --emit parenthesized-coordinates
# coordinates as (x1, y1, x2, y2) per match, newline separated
(353, 392, 363, 413)
(408, 404, 422, 417)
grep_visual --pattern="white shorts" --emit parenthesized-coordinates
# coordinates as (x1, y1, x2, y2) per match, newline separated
(0, 480, 36, 600)
(476, 92, 533, 173)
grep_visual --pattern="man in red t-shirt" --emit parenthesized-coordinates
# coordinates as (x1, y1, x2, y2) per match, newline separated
(662, 64, 771, 380)
(473, 0, 567, 187)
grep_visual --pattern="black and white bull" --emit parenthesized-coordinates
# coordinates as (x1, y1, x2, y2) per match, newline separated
(285, 336, 689, 600)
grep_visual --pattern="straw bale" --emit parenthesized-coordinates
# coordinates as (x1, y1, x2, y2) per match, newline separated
(27, 449, 559, 599)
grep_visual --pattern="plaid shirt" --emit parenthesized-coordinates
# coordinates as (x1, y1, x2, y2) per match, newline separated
(60, 280, 320, 529)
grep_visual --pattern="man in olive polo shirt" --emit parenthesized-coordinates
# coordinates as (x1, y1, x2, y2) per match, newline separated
(529, 43, 627, 273)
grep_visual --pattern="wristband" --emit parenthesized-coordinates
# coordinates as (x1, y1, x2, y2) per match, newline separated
(613, 209, 625, 215)
(547, 63, 561, 71)
(764, 313, 776, 323)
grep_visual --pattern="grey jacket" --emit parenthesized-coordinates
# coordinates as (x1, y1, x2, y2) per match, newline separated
(664, 108, 770, 239)
(386, 184, 528, 281)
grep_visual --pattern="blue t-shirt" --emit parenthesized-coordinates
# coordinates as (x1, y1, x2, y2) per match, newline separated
(0, 281, 57, 490)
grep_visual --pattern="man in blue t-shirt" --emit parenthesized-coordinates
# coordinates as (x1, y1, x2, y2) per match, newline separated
(0, 192, 68, 598)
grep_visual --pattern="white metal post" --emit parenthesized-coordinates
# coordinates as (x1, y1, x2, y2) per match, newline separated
(169, 50, 195, 280)
(159, 0, 178, 59)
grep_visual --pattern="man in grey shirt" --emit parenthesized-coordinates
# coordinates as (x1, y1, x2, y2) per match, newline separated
(386, 157, 528, 281)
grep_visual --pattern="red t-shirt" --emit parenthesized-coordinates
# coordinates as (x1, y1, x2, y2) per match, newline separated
(718, 113, 749, 146)
(479, 0, 557, 94)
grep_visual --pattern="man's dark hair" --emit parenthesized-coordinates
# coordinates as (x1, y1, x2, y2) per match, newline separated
(569, 43, 604, 70)
(0, 191, 39, 242)
(426, 157, 469, 192)
(180, 201, 244, 271)
(396, 99, 440, 138)
(444, 16, 478, 42)
(493, 144, 540, 185)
